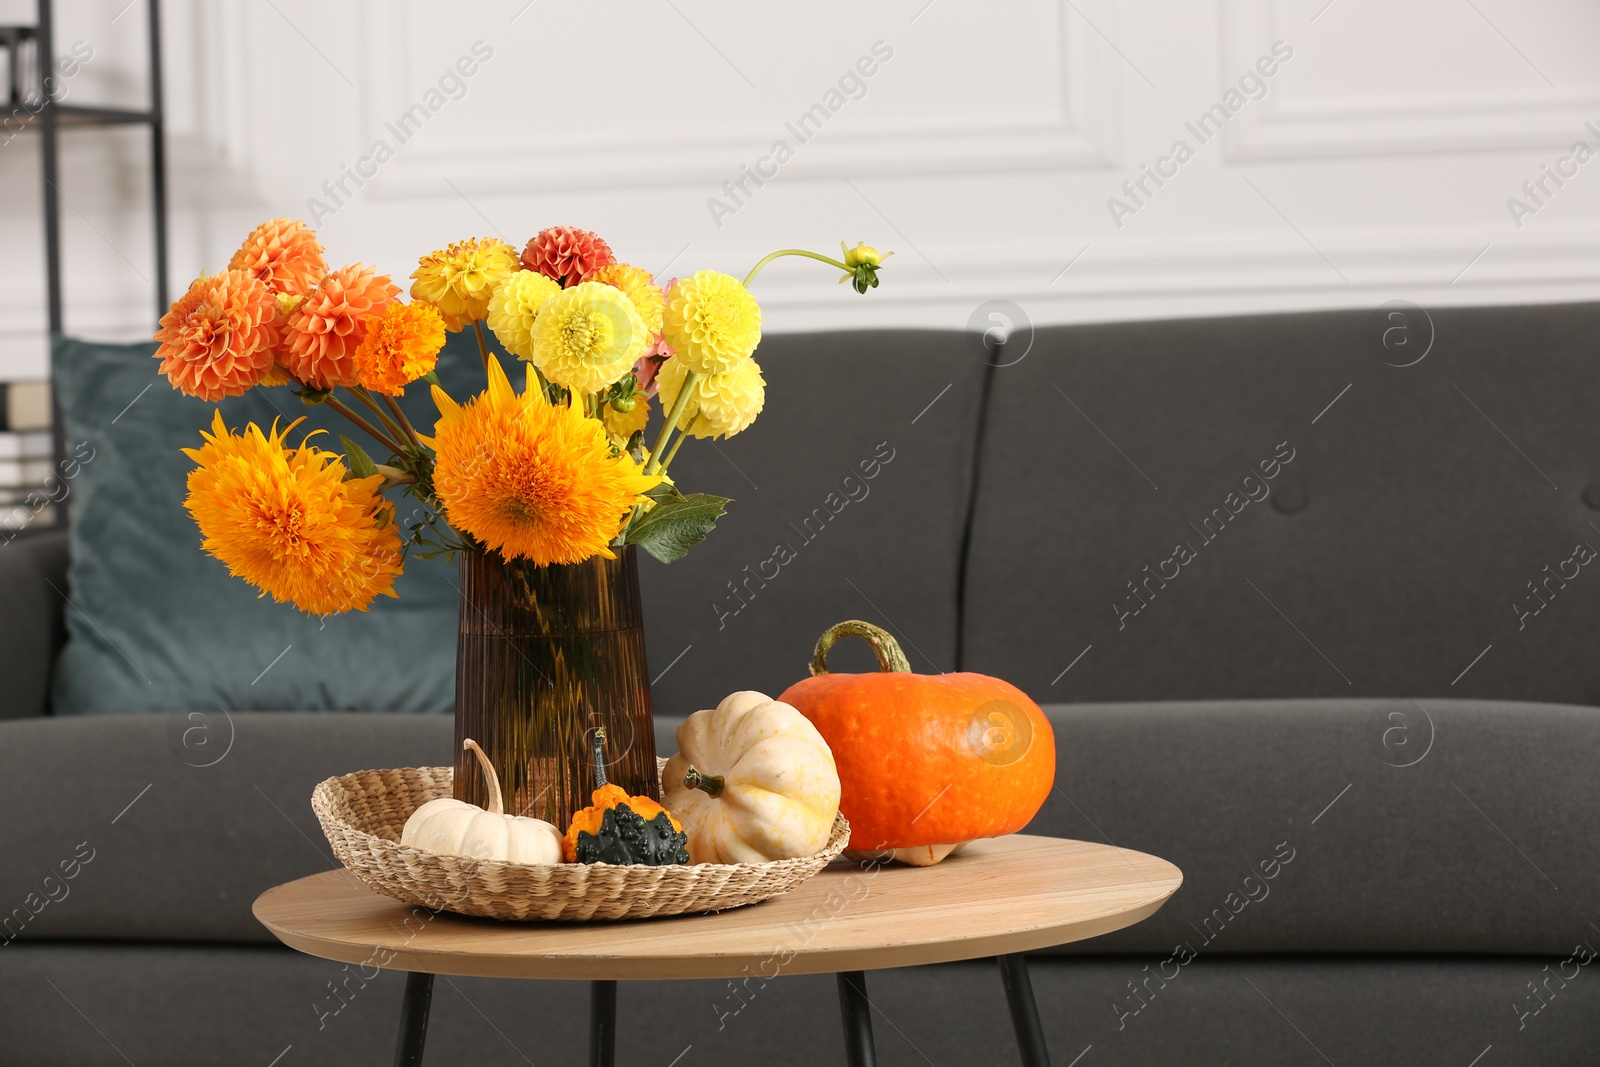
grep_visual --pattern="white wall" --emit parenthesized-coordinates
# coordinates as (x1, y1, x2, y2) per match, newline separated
(1, 0, 1597, 379)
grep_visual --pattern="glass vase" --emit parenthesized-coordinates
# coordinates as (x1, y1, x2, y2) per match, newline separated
(452, 545, 660, 829)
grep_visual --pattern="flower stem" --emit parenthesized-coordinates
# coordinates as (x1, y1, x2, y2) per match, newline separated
(658, 414, 698, 474)
(380, 392, 424, 450)
(743, 248, 849, 288)
(472, 320, 493, 374)
(324, 396, 407, 456)
(645, 369, 697, 475)
(348, 386, 412, 453)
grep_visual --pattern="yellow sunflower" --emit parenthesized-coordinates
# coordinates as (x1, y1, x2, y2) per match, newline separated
(656, 356, 765, 439)
(182, 411, 402, 614)
(485, 269, 563, 360)
(529, 281, 649, 393)
(410, 237, 521, 331)
(430, 357, 661, 564)
(662, 270, 761, 375)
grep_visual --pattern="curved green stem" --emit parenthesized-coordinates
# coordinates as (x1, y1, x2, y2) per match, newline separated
(810, 619, 913, 676)
(743, 248, 850, 288)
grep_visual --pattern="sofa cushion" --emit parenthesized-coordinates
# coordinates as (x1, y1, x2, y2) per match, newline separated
(1028, 698, 1600, 956)
(7, 701, 1591, 958)
(0, 711, 684, 945)
(964, 303, 1600, 704)
(47, 334, 494, 714)
(639, 329, 988, 717)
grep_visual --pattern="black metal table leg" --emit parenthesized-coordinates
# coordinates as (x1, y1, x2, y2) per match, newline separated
(836, 971, 878, 1067)
(392, 971, 434, 1067)
(998, 954, 1052, 1067)
(590, 979, 617, 1067)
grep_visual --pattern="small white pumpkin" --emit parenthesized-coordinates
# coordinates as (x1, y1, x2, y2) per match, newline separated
(400, 739, 564, 865)
(663, 690, 841, 865)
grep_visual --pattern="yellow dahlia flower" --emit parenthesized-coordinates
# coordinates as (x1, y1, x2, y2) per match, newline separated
(410, 237, 521, 331)
(662, 270, 761, 375)
(182, 411, 402, 615)
(585, 262, 665, 338)
(485, 269, 563, 360)
(430, 358, 661, 564)
(656, 356, 765, 439)
(529, 281, 649, 393)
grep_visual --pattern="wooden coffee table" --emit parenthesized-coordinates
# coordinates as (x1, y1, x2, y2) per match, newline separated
(254, 834, 1180, 1067)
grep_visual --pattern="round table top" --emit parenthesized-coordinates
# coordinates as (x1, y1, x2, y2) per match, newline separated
(252, 834, 1182, 981)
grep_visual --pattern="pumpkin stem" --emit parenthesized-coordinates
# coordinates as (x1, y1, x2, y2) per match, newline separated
(591, 727, 609, 788)
(809, 619, 913, 676)
(683, 765, 725, 798)
(462, 738, 504, 816)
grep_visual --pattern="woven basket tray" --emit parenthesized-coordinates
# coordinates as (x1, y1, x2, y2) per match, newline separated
(312, 762, 850, 921)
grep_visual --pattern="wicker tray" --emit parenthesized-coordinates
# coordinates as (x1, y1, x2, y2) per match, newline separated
(312, 762, 850, 921)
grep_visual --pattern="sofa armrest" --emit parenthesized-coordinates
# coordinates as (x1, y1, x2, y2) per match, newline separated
(0, 529, 67, 718)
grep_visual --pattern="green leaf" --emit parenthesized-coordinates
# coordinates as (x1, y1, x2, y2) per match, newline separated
(339, 435, 380, 480)
(624, 493, 730, 564)
(645, 481, 685, 504)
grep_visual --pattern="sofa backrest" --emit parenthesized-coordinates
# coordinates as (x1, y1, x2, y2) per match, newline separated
(640, 328, 989, 717)
(963, 303, 1600, 706)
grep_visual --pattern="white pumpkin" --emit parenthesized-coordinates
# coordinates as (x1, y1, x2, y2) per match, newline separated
(401, 739, 564, 865)
(663, 690, 841, 864)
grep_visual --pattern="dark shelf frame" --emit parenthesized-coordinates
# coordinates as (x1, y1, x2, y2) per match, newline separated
(28, 0, 169, 335)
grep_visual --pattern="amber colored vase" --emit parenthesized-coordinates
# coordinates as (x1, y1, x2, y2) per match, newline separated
(452, 546, 660, 828)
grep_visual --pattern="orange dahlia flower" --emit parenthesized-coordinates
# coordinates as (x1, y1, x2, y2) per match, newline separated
(182, 410, 403, 614)
(153, 269, 283, 401)
(351, 301, 447, 396)
(282, 263, 400, 389)
(430, 357, 660, 565)
(521, 226, 615, 287)
(228, 218, 327, 298)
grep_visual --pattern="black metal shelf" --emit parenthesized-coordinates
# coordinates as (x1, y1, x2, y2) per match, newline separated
(6, 0, 169, 332)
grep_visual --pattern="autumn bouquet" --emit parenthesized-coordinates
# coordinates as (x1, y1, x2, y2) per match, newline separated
(152, 221, 889, 614)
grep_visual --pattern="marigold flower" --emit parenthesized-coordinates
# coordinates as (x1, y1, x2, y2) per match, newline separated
(485, 269, 563, 360)
(529, 281, 649, 393)
(410, 238, 521, 331)
(351, 301, 447, 396)
(584, 262, 664, 338)
(228, 218, 327, 297)
(282, 263, 400, 389)
(153, 270, 283, 401)
(662, 270, 761, 375)
(521, 226, 615, 286)
(656, 355, 765, 439)
(182, 410, 402, 614)
(430, 358, 660, 564)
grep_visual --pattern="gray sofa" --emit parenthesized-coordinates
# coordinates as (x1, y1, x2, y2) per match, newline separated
(6, 306, 1600, 1065)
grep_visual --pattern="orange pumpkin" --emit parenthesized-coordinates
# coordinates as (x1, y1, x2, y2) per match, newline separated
(778, 620, 1054, 858)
